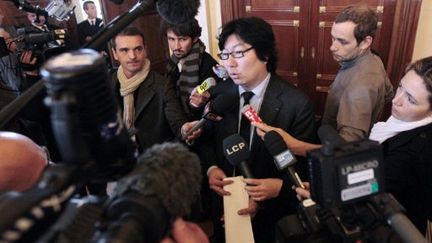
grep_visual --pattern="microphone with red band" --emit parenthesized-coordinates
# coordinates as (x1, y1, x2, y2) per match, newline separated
(241, 104, 262, 123)
(263, 131, 305, 189)
(223, 134, 253, 179)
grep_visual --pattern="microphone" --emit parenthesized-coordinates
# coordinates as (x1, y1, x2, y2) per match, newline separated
(241, 104, 262, 123)
(317, 125, 345, 147)
(223, 134, 253, 178)
(92, 142, 202, 243)
(183, 93, 238, 138)
(213, 65, 229, 80)
(156, 0, 200, 25)
(317, 125, 346, 156)
(196, 77, 216, 94)
(42, 49, 135, 181)
(263, 131, 305, 189)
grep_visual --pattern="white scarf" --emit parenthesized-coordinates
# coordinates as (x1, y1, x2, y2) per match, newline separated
(117, 59, 151, 129)
(369, 115, 432, 144)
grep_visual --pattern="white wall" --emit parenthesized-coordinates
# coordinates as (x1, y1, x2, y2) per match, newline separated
(412, 0, 432, 62)
(197, 0, 222, 58)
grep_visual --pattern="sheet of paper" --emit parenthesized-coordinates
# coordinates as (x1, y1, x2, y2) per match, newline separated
(223, 176, 255, 243)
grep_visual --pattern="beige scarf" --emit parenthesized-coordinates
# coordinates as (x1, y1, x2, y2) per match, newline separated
(117, 59, 151, 129)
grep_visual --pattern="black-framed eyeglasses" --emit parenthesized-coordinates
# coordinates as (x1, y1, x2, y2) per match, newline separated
(217, 47, 254, 60)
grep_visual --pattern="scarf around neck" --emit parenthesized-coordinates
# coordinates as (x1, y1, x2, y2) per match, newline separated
(166, 40, 205, 113)
(117, 58, 151, 129)
(369, 115, 432, 144)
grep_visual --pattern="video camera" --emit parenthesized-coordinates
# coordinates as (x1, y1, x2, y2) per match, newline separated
(14, 26, 67, 69)
(276, 139, 427, 243)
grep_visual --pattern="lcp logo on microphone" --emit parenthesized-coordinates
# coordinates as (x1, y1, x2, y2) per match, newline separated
(225, 142, 246, 155)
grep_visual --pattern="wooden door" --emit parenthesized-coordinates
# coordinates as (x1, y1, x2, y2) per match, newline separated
(238, 0, 309, 88)
(220, 0, 420, 118)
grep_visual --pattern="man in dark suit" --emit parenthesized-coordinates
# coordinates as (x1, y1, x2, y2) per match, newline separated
(77, 1, 103, 45)
(194, 17, 316, 243)
(110, 27, 188, 152)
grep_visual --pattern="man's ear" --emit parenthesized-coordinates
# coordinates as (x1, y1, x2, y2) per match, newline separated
(112, 48, 118, 61)
(359, 36, 373, 50)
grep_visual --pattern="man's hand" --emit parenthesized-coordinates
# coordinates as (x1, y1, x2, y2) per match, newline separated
(160, 218, 209, 243)
(237, 197, 259, 218)
(189, 86, 210, 108)
(208, 167, 233, 196)
(294, 182, 311, 201)
(181, 121, 202, 143)
(243, 178, 283, 201)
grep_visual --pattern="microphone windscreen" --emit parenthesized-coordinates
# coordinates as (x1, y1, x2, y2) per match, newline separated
(112, 142, 202, 217)
(318, 125, 345, 147)
(223, 134, 249, 166)
(263, 131, 286, 156)
(156, 0, 200, 24)
(197, 77, 216, 94)
(210, 93, 239, 115)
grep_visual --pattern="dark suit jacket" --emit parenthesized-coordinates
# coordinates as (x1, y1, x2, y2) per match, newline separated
(77, 18, 103, 45)
(201, 73, 316, 242)
(382, 123, 432, 234)
(112, 70, 188, 151)
(166, 51, 221, 120)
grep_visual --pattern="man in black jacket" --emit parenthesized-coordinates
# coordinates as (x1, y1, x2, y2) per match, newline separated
(110, 27, 187, 152)
(161, 19, 220, 120)
(77, 1, 103, 45)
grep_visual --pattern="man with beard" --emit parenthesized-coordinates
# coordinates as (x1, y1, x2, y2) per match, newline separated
(161, 19, 220, 120)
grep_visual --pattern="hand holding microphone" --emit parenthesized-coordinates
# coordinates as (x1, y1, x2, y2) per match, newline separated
(189, 77, 216, 108)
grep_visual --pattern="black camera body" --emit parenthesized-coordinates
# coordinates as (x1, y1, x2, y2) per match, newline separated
(276, 140, 400, 243)
(308, 139, 384, 209)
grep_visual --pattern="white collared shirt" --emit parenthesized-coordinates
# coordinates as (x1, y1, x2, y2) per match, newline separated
(238, 72, 271, 146)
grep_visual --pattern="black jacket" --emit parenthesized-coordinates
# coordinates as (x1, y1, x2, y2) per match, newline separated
(382, 123, 432, 234)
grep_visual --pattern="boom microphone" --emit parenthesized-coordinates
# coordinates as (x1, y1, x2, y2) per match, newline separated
(223, 134, 253, 178)
(183, 93, 238, 138)
(92, 142, 202, 243)
(264, 131, 305, 189)
(156, 0, 200, 25)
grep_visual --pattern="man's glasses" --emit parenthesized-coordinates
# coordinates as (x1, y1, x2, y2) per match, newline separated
(217, 47, 254, 60)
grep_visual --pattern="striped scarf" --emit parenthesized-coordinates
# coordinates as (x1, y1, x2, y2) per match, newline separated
(167, 40, 205, 115)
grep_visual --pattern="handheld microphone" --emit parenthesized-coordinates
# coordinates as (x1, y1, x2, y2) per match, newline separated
(263, 131, 305, 189)
(317, 125, 346, 156)
(213, 65, 229, 80)
(196, 77, 216, 95)
(223, 134, 253, 178)
(92, 142, 202, 243)
(183, 93, 238, 138)
(241, 104, 262, 123)
(156, 0, 201, 25)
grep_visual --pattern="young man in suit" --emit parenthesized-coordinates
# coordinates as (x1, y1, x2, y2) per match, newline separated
(195, 17, 316, 243)
(77, 1, 103, 45)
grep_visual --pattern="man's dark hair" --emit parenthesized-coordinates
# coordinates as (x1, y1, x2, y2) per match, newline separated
(408, 56, 432, 107)
(83, 1, 95, 10)
(160, 18, 202, 38)
(335, 5, 378, 44)
(217, 17, 278, 72)
(111, 27, 146, 50)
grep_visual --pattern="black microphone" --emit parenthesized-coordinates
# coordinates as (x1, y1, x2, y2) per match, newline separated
(92, 142, 202, 243)
(9, 0, 48, 17)
(317, 124, 345, 147)
(156, 0, 200, 25)
(263, 131, 305, 189)
(223, 134, 253, 178)
(183, 93, 238, 138)
(42, 49, 135, 181)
